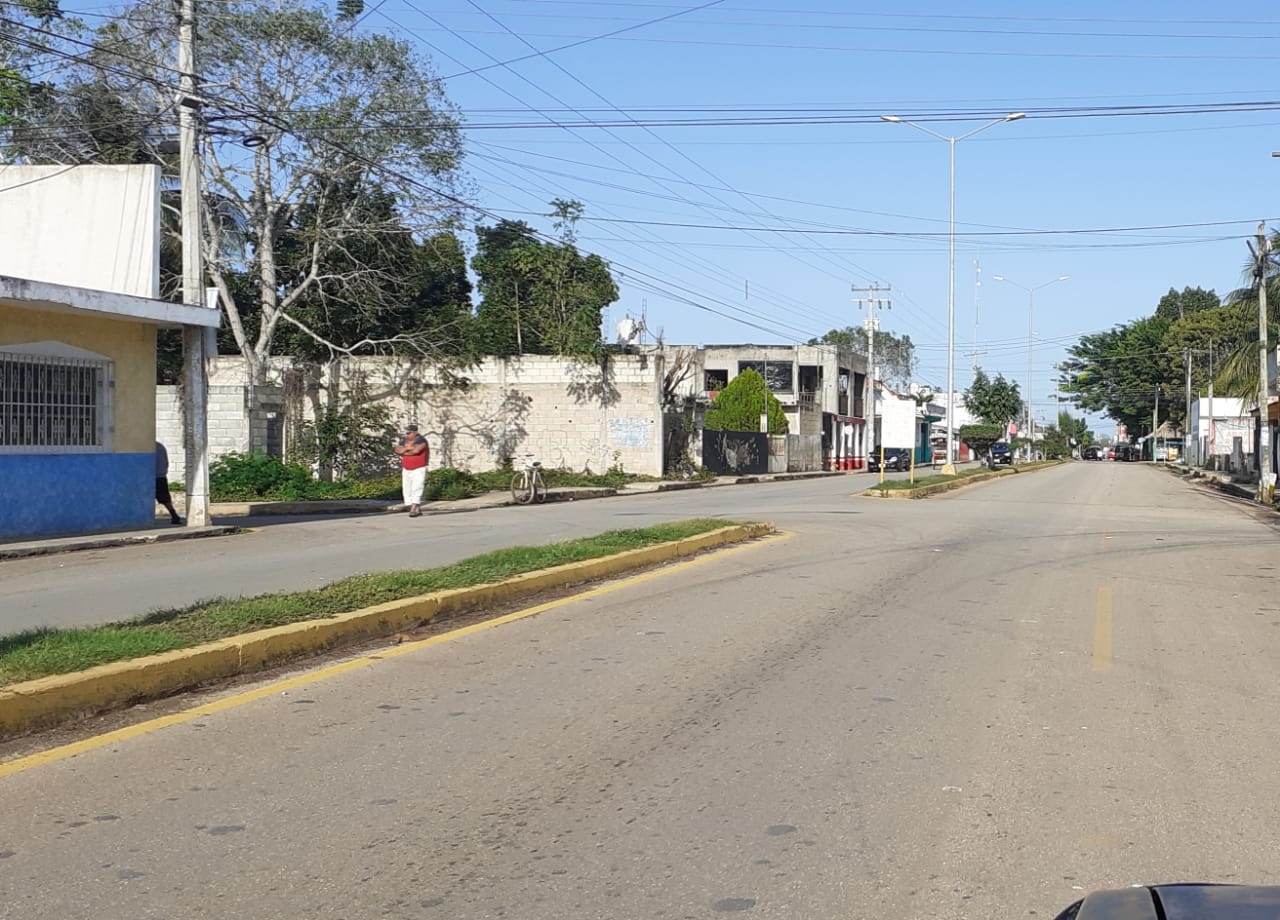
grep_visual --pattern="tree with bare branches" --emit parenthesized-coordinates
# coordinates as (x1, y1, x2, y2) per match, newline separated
(18, 0, 465, 384)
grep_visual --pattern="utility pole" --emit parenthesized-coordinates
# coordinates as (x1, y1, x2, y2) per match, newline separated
(853, 283, 891, 465)
(1252, 222, 1273, 502)
(178, 0, 211, 527)
(1153, 387, 1159, 461)
(1184, 348, 1192, 464)
(1207, 338, 1214, 469)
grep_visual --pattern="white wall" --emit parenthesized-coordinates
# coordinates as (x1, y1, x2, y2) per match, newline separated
(0, 165, 160, 298)
(159, 354, 667, 480)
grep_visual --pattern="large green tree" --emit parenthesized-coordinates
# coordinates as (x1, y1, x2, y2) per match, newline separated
(963, 367, 1022, 428)
(808, 326, 915, 386)
(471, 200, 619, 358)
(1058, 315, 1178, 434)
(1058, 278, 1266, 432)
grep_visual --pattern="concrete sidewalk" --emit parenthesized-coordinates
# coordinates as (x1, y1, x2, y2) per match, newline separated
(0, 470, 845, 561)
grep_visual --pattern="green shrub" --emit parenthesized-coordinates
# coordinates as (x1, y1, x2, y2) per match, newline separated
(424, 467, 483, 501)
(210, 452, 315, 500)
(704, 368, 788, 434)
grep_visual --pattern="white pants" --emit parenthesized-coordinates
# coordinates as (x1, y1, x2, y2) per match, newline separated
(402, 466, 426, 506)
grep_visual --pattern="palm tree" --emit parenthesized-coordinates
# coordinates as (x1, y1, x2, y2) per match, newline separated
(1213, 229, 1280, 402)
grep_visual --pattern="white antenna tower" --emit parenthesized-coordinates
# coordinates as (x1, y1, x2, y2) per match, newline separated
(966, 253, 988, 372)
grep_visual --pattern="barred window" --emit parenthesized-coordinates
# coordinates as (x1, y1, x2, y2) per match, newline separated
(0, 350, 113, 452)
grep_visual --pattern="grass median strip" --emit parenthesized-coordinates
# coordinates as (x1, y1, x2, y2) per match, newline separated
(0, 518, 742, 687)
(868, 467, 1002, 492)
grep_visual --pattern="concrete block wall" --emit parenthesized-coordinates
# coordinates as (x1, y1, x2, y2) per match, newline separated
(156, 383, 254, 482)
(160, 353, 667, 478)
(386, 355, 666, 476)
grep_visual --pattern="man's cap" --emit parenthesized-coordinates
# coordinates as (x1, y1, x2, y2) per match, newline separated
(405, 423, 419, 431)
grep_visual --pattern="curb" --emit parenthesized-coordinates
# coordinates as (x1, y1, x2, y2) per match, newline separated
(0, 525, 241, 560)
(1166, 465, 1263, 503)
(0, 522, 774, 739)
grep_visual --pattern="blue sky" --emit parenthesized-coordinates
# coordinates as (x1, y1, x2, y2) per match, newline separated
(43, 1, 1278, 432)
(381, 1, 1278, 433)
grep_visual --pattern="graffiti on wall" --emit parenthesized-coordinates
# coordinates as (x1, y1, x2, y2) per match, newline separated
(701, 430, 767, 475)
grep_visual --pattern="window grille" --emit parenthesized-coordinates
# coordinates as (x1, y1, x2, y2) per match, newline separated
(0, 350, 113, 452)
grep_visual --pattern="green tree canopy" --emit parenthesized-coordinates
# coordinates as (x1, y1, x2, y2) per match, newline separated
(1058, 315, 1178, 435)
(704, 368, 788, 434)
(29, 0, 466, 384)
(471, 201, 619, 358)
(963, 367, 1022, 428)
(808, 326, 915, 386)
(1155, 286, 1221, 323)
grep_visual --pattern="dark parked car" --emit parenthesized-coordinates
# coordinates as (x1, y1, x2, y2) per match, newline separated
(1054, 883, 1280, 920)
(867, 447, 911, 472)
(1081, 445, 1103, 461)
(1114, 444, 1140, 462)
(989, 442, 1013, 467)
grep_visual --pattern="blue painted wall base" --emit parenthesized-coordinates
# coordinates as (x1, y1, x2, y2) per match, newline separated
(0, 453, 154, 541)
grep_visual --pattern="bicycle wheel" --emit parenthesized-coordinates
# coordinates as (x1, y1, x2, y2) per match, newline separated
(511, 470, 534, 504)
(532, 470, 547, 503)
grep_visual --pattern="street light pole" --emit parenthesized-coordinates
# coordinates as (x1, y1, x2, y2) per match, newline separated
(992, 275, 1069, 460)
(881, 112, 1024, 471)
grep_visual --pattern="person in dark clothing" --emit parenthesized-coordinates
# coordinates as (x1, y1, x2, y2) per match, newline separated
(155, 441, 183, 524)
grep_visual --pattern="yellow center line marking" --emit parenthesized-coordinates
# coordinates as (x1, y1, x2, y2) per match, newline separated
(0, 530, 796, 779)
(1093, 586, 1113, 673)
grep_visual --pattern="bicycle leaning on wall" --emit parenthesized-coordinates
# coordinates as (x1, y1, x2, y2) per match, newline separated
(510, 456, 547, 505)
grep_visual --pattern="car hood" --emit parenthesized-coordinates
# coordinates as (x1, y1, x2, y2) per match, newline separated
(1065, 884, 1280, 919)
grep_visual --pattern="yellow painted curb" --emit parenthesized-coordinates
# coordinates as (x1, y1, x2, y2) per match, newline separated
(0, 522, 773, 738)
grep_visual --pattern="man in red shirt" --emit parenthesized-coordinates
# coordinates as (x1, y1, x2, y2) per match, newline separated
(394, 423, 429, 517)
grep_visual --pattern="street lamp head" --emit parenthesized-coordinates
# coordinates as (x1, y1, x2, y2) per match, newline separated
(992, 275, 1006, 282)
(880, 115, 902, 123)
(1057, 275, 1070, 281)
(1005, 112, 1027, 121)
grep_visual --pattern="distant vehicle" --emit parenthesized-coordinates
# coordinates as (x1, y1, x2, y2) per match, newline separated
(1106, 447, 1116, 460)
(867, 447, 911, 472)
(989, 442, 1013, 467)
(1114, 444, 1141, 462)
(1081, 445, 1103, 461)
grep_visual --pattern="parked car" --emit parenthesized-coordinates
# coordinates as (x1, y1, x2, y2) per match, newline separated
(1081, 445, 1103, 461)
(867, 447, 911, 472)
(989, 442, 1013, 467)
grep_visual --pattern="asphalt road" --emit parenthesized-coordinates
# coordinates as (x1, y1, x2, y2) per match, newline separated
(3, 468, 922, 633)
(6, 462, 1280, 919)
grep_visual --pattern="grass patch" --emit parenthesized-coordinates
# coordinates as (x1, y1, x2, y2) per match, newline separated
(0, 627, 190, 684)
(869, 467, 1002, 492)
(0, 518, 745, 686)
